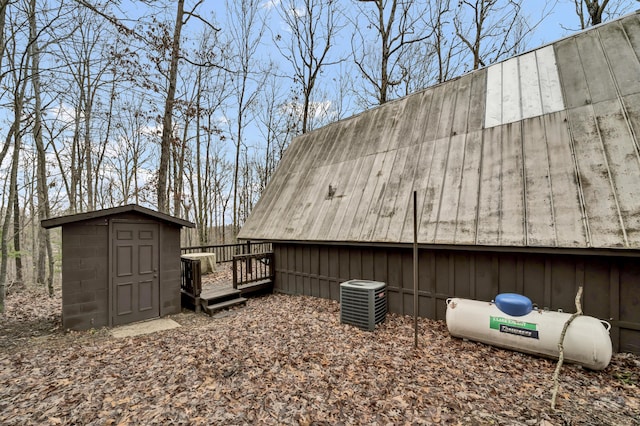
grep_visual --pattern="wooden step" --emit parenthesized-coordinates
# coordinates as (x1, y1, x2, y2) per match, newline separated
(237, 278, 273, 295)
(202, 297, 247, 316)
(200, 287, 241, 302)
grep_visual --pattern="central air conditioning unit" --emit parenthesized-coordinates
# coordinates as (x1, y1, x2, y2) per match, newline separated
(340, 280, 387, 331)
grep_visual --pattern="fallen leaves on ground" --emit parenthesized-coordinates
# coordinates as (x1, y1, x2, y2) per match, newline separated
(0, 283, 638, 425)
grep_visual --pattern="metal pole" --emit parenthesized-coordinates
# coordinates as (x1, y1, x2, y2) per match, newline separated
(413, 190, 418, 348)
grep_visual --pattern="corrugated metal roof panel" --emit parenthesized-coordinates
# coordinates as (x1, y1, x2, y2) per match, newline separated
(238, 12, 640, 250)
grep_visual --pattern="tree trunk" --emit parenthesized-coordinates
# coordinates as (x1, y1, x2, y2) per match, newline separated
(158, 0, 184, 213)
(12, 183, 22, 287)
(0, 88, 25, 311)
(29, 0, 54, 295)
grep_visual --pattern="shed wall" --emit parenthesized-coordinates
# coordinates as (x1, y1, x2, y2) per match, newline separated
(273, 243, 640, 354)
(60, 212, 182, 330)
(160, 225, 182, 316)
(61, 218, 109, 329)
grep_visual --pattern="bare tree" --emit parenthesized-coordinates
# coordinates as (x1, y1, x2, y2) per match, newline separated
(454, 1, 554, 72)
(274, 0, 344, 134)
(157, 0, 186, 214)
(571, 0, 636, 29)
(225, 0, 267, 236)
(351, 0, 433, 106)
(1, 2, 31, 310)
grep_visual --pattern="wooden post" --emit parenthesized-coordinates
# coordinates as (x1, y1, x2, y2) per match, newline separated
(232, 256, 238, 290)
(413, 191, 419, 348)
(246, 240, 252, 274)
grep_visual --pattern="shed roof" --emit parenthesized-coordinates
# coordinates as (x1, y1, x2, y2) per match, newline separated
(41, 204, 195, 229)
(239, 12, 640, 250)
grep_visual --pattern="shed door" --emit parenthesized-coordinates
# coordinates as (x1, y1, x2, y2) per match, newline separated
(112, 222, 160, 325)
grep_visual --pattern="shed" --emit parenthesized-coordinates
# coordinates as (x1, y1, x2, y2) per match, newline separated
(42, 204, 194, 330)
(238, 13, 640, 354)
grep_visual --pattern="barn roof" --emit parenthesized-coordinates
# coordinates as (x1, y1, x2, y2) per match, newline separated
(41, 204, 195, 229)
(239, 12, 640, 250)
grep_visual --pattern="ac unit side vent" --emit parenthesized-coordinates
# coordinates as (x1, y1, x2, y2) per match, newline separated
(340, 280, 387, 331)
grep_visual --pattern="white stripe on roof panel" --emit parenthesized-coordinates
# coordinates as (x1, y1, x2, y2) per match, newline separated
(502, 57, 522, 124)
(519, 52, 543, 119)
(485, 63, 503, 128)
(536, 45, 565, 115)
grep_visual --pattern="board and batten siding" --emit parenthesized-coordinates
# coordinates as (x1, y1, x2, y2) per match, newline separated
(273, 243, 640, 354)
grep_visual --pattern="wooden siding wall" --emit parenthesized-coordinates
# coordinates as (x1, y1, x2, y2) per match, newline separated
(61, 218, 110, 330)
(160, 225, 182, 316)
(273, 243, 640, 354)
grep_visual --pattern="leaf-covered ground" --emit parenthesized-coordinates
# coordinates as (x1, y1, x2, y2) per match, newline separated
(0, 276, 638, 425)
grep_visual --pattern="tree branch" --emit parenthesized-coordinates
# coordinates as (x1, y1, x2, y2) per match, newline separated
(551, 285, 583, 410)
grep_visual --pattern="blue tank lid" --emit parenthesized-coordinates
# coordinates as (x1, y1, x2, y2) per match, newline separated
(495, 293, 533, 317)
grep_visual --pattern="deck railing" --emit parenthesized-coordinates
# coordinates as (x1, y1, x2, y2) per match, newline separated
(180, 257, 202, 298)
(181, 241, 272, 263)
(232, 252, 274, 290)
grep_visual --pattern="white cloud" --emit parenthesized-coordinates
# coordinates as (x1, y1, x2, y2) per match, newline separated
(261, 0, 281, 10)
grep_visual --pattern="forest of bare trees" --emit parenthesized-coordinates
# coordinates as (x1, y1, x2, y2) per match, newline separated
(0, 0, 635, 310)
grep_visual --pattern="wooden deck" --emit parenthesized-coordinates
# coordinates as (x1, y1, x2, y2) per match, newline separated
(181, 251, 274, 316)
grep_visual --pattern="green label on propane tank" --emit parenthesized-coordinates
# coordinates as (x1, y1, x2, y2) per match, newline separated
(490, 316, 539, 339)
(490, 316, 537, 331)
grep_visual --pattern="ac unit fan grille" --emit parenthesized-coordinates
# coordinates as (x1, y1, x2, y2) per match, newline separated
(340, 280, 387, 331)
